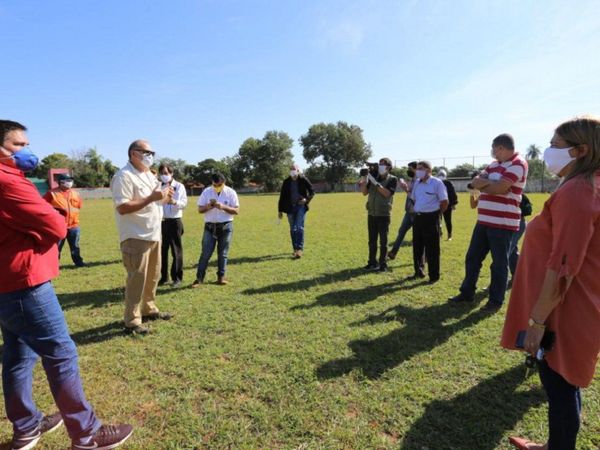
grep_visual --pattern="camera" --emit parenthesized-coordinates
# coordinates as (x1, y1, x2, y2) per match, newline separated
(466, 170, 481, 190)
(359, 162, 379, 177)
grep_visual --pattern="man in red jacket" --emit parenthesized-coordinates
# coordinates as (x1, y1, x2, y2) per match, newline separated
(0, 120, 132, 450)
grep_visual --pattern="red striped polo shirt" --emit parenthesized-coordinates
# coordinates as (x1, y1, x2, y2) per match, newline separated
(477, 153, 528, 231)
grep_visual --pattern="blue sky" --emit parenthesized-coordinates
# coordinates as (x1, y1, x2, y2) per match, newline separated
(2, 0, 599, 169)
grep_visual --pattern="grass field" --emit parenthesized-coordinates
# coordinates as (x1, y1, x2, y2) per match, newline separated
(1, 192, 598, 449)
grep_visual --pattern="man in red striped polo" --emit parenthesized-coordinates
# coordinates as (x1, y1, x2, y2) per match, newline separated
(449, 134, 528, 312)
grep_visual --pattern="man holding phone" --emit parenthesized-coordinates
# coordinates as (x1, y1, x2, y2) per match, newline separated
(192, 173, 240, 286)
(110, 139, 174, 335)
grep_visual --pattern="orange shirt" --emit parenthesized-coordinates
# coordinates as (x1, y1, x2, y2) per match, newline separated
(43, 188, 82, 229)
(501, 175, 600, 388)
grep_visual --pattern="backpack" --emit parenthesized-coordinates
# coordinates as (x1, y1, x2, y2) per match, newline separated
(520, 194, 532, 217)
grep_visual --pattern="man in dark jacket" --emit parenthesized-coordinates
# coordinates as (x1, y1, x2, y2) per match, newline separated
(278, 163, 315, 258)
(437, 169, 458, 240)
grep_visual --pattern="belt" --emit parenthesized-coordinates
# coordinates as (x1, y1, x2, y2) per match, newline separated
(414, 210, 440, 216)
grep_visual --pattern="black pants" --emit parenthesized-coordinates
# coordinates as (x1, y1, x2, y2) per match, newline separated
(442, 208, 453, 237)
(368, 215, 390, 268)
(161, 218, 184, 282)
(412, 211, 441, 280)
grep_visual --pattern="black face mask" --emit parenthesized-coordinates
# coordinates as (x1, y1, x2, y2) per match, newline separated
(407, 169, 415, 178)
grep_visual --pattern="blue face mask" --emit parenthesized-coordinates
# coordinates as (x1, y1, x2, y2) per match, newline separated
(4, 147, 40, 172)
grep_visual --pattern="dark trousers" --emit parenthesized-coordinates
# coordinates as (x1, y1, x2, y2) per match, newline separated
(367, 215, 390, 268)
(161, 218, 184, 282)
(412, 211, 441, 280)
(442, 208, 453, 237)
(459, 223, 514, 305)
(539, 361, 581, 450)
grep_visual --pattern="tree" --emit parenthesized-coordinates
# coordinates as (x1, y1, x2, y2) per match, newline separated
(447, 163, 476, 178)
(222, 155, 248, 189)
(32, 153, 73, 179)
(304, 163, 327, 182)
(300, 121, 371, 189)
(155, 157, 191, 184)
(526, 159, 555, 180)
(191, 158, 231, 186)
(71, 148, 117, 187)
(236, 131, 294, 191)
(526, 144, 541, 160)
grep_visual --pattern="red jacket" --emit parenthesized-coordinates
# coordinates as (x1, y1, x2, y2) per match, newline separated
(0, 164, 67, 294)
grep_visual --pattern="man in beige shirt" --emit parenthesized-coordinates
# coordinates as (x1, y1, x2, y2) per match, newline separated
(110, 140, 173, 335)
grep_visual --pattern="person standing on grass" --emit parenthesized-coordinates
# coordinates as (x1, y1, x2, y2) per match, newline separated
(157, 163, 187, 288)
(192, 172, 240, 286)
(388, 161, 417, 260)
(358, 157, 398, 272)
(110, 139, 173, 335)
(502, 116, 600, 450)
(278, 163, 315, 258)
(43, 173, 86, 267)
(436, 169, 458, 241)
(410, 161, 448, 283)
(448, 133, 528, 312)
(0, 120, 133, 450)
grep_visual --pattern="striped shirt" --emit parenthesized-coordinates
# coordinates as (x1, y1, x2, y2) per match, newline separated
(477, 153, 528, 231)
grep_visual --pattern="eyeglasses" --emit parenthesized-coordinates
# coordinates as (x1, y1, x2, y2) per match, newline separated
(135, 149, 155, 156)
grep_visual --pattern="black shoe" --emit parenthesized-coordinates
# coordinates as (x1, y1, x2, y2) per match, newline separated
(410, 272, 426, 280)
(378, 265, 389, 272)
(364, 263, 379, 271)
(481, 302, 502, 313)
(124, 325, 150, 335)
(172, 280, 182, 288)
(448, 293, 474, 303)
(72, 423, 133, 450)
(12, 412, 63, 450)
(142, 312, 173, 322)
(158, 279, 167, 286)
(387, 251, 397, 260)
(428, 277, 439, 284)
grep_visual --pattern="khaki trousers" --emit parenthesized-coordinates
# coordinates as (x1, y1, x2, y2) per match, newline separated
(120, 238, 161, 327)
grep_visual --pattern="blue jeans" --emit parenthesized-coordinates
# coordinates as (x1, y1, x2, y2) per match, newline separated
(0, 282, 100, 439)
(58, 226, 84, 266)
(459, 223, 514, 305)
(287, 205, 307, 251)
(196, 222, 233, 281)
(539, 361, 581, 450)
(508, 218, 526, 276)
(390, 212, 414, 254)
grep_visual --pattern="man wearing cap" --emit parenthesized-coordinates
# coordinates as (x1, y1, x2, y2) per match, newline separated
(192, 173, 240, 286)
(43, 174, 86, 267)
(110, 139, 174, 335)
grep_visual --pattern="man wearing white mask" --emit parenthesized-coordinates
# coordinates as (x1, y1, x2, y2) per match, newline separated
(358, 157, 398, 272)
(449, 134, 528, 312)
(278, 163, 315, 258)
(43, 173, 86, 267)
(110, 140, 174, 335)
(157, 163, 187, 287)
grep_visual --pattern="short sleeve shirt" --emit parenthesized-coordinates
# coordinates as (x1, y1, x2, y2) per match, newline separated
(197, 185, 239, 223)
(110, 162, 163, 243)
(411, 177, 448, 213)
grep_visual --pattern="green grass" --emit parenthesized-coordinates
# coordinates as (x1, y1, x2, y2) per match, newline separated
(1, 193, 598, 449)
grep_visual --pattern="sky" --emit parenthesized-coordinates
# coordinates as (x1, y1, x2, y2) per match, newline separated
(1, 0, 599, 169)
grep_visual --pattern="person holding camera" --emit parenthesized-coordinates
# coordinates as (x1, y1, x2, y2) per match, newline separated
(501, 117, 600, 450)
(358, 158, 397, 272)
(278, 163, 315, 258)
(410, 161, 448, 283)
(388, 161, 417, 260)
(192, 173, 239, 286)
(448, 134, 528, 312)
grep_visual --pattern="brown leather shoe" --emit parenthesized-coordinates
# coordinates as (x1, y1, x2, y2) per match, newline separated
(217, 276, 228, 285)
(295, 250, 303, 258)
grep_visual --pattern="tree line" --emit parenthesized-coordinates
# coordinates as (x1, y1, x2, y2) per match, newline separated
(35, 126, 553, 190)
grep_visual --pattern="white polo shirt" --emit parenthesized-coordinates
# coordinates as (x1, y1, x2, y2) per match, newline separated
(197, 185, 239, 223)
(162, 179, 188, 219)
(110, 162, 163, 243)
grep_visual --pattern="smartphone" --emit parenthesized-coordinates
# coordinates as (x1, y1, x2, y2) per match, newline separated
(515, 329, 556, 350)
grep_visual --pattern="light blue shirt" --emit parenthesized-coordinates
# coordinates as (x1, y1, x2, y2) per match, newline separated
(411, 176, 448, 213)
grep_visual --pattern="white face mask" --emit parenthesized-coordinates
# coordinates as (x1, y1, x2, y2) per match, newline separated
(140, 154, 154, 169)
(160, 174, 172, 183)
(290, 170, 298, 178)
(543, 146, 575, 176)
(416, 169, 427, 179)
(378, 165, 388, 176)
(61, 181, 74, 189)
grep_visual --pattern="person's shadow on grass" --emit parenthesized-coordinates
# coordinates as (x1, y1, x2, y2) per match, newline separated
(291, 276, 429, 309)
(57, 288, 124, 311)
(316, 301, 490, 380)
(400, 364, 545, 450)
(184, 253, 291, 271)
(70, 320, 125, 346)
(60, 258, 121, 270)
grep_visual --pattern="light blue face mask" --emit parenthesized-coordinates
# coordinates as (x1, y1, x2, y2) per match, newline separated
(0, 147, 40, 172)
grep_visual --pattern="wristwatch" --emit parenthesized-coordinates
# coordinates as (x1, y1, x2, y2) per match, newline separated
(528, 318, 545, 329)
